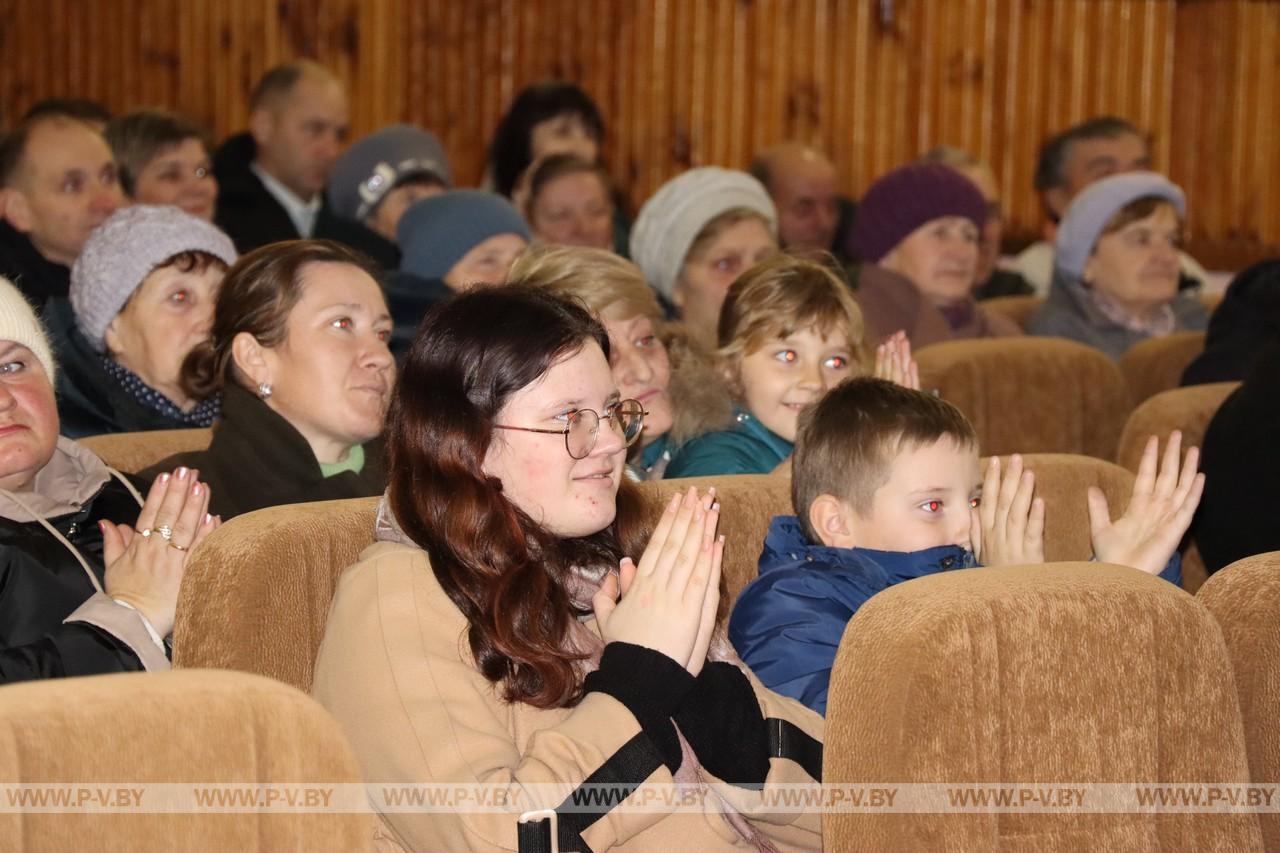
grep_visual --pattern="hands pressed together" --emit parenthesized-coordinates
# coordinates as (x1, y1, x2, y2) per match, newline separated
(593, 486, 723, 676)
(101, 466, 221, 638)
(973, 432, 1204, 575)
(873, 330, 920, 391)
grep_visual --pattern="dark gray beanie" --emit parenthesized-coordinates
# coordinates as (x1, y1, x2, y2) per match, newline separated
(397, 190, 531, 281)
(327, 124, 452, 221)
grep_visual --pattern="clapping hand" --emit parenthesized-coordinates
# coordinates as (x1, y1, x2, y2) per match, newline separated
(873, 330, 920, 391)
(971, 454, 1046, 566)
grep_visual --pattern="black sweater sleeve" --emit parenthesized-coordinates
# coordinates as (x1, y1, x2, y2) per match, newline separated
(582, 642, 695, 773)
(0, 621, 144, 685)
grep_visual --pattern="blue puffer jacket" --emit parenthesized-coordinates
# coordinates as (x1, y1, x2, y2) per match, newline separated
(729, 516, 1182, 715)
(665, 410, 793, 478)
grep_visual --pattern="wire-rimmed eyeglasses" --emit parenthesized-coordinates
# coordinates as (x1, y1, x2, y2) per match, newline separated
(494, 399, 647, 460)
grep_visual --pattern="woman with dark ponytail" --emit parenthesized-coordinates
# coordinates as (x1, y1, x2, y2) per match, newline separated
(142, 239, 393, 518)
(312, 284, 823, 852)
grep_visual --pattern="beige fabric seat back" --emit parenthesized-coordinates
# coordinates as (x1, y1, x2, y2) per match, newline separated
(1197, 552, 1280, 851)
(79, 427, 214, 474)
(824, 562, 1262, 852)
(1116, 381, 1239, 473)
(1119, 330, 1207, 407)
(916, 337, 1129, 458)
(0, 669, 372, 852)
(980, 294, 1044, 329)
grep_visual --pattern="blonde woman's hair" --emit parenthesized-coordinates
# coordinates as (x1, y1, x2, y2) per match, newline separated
(716, 254, 871, 369)
(509, 245, 663, 324)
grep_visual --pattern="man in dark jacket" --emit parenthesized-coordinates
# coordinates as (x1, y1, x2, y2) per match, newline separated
(212, 60, 398, 269)
(0, 275, 214, 683)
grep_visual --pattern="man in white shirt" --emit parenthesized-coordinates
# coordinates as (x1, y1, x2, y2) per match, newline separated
(1011, 116, 1207, 295)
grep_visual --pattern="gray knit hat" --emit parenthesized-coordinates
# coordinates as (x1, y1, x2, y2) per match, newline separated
(397, 190, 531, 282)
(327, 124, 452, 222)
(70, 205, 237, 353)
(0, 277, 56, 381)
(1055, 171, 1186, 280)
(629, 167, 777, 300)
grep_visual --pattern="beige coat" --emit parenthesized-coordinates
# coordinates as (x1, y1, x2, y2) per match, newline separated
(312, 541, 824, 852)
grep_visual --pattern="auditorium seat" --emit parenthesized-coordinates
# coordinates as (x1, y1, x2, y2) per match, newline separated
(979, 294, 1044, 329)
(80, 427, 214, 474)
(824, 562, 1263, 851)
(916, 337, 1129, 458)
(1197, 551, 1280, 851)
(1116, 382, 1239, 474)
(0, 669, 372, 852)
(1119, 330, 1206, 406)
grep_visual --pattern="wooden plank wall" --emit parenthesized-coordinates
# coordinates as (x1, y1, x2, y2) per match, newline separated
(0, 0, 1275, 266)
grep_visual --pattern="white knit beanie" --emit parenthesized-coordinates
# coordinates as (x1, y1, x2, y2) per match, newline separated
(70, 205, 238, 353)
(0, 277, 56, 381)
(1055, 172, 1186, 281)
(629, 167, 777, 300)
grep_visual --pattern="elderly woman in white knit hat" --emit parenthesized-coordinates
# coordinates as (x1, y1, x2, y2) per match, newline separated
(0, 275, 218, 683)
(58, 204, 237, 437)
(1028, 172, 1208, 360)
(629, 167, 779, 346)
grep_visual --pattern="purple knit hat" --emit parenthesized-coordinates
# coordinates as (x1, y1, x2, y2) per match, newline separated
(848, 162, 988, 263)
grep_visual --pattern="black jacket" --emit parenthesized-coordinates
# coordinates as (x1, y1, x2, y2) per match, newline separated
(52, 325, 203, 438)
(1181, 258, 1280, 387)
(0, 468, 149, 684)
(141, 382, 386, 519)
(0, 219, 71, 304)
(212, 133, 400, 270)
(384, 270, 453, 361)
(1193, 335, 1280, 574)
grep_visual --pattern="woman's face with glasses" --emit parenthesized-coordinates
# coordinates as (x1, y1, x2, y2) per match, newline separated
(483, 339, 632, 538)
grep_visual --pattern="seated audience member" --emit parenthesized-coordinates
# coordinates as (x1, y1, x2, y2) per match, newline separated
(212, 60, 398, 268)
(21, 98, 113, 133)
(1027, 172, 1208, 360)
(0, 114, 124, 312)
(518, 154, 616, 251)
(386, 190, 529, 358)
(748, 142, 843, 262)
(141, 240, 392, 519)
(511, 245, 718, 479)
(105, 109, 219, 221)
(0, 275, 217, 683)
(730, 378, 1200, 715)
(1012, 116, 1208, 296)
(920, 145, 1034, 300)
(312, 285, 823, 852)
(326, 124, 451, 244)
(60, 205, 236, 437)
(630, 167, 779, 345)
(1182, 258, 1280, 386)
(847, 162, 1022, 346)
(665, 255, 914, 478)
(1193, 334, 1280, 574)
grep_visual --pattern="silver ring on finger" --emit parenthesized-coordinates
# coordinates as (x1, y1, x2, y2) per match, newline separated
(156, 524, 174, 541)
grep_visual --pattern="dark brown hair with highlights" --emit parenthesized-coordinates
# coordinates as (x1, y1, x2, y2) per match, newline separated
(386, 284, 649, 709)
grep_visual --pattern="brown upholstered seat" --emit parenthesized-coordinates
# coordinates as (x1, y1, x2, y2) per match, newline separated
(824, 561, 1263, 851)
(1119, 330, 1207, 407)
(980, 294, 1044, 329)
(80, 427, 214, 474)
(0, 669, 372, 852)
(916, 337, 1129, 458)
(1197, 552, 1280, 851)
(1116, 381, 1239, 473)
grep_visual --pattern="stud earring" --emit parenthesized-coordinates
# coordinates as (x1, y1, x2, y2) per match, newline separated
(257, 382, 273, 400)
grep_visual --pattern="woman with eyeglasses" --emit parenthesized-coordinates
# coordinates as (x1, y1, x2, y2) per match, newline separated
(312, 285, 823, 852)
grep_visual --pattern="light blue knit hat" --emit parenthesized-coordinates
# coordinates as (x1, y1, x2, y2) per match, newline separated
(1054, 171, 1185, 280)
(397, 190, 531, 281)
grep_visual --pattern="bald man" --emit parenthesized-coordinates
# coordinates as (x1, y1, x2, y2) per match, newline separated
(212, 60, 398, 267)
(749, 143, 843, 259)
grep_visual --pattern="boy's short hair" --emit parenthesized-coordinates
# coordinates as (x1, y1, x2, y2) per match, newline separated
(792, 377, 978, 542)
(716, 254, 869, 369)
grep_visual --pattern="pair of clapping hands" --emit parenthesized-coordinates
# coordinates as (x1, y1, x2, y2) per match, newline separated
(972, 432, 1205, 574)
(98, 467, 221, 638)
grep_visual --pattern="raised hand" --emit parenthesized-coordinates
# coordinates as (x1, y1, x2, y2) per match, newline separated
(1089, 432, 1204, 576)
(593, 486, 723, 675)
(971, 454, 1045, 566)
(873, 330, 920, 391)
(102, 467, 220, 637)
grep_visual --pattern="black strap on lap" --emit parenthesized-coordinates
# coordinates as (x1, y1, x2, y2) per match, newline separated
(517, 732, 663, 853)
(767, 717, 823, 781)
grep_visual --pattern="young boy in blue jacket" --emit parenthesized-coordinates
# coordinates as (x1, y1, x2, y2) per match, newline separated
(728, 377, 1204, 715)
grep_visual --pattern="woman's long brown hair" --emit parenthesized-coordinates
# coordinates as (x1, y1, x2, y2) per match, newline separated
(386, 284, 649, 709)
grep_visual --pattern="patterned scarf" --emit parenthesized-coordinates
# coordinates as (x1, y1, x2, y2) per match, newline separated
(101, 357, 220, 427)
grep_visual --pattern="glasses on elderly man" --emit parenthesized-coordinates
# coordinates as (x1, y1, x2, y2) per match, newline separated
(494, 399, 647, 460)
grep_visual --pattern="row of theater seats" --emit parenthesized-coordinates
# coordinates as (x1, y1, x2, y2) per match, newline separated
(2, 469, 1276, 851)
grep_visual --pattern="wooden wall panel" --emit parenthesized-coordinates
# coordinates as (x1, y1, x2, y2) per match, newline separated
(0, 0, 1276, 266)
